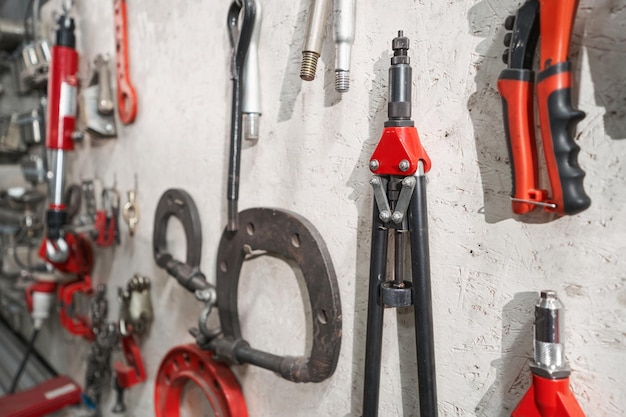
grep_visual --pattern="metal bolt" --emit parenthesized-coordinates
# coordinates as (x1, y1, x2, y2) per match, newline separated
(398, 159, 410, 172)
(402, 177, 416, 187)
(369, 176, 380, 186)
(369, 159, 379, 171)
(105, 123, 113, 132)
(391, 211, 403, 223)
(379, 210, 391, 222)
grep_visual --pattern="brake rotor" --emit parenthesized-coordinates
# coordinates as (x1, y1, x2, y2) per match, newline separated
(154, 344, 248, 417)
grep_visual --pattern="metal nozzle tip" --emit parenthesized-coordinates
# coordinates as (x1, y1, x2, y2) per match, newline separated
(335, 71, 350, 92)
(300, 51, 319, 81)
(541, 290, 557, 300)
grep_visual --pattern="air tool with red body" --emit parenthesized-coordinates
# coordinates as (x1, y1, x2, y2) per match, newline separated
(512, 291, 586, 417)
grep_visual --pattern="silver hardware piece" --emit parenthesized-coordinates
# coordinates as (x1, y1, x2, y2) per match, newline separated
(369, 159, 379, 171)
(510, 197, 557, 209)
(370, 176, 392, 223)
(82, 55, 117, 138)
(123, 177, 139, 237)
(14, 40, 51, 93)
(20, 154, 46, 185)
(242, 0, 262, 141)
(119, 274, 153, 336)
(45, 237, 69, 263)
(333, 0, 356, 92)
(300, 0, 331, 81)
(398, 159, 410, 172)
(390, 176, 416, 224)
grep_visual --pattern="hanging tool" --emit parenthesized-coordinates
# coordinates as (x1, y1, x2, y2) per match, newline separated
(361, 31, 438, 417)
(226, 0, 256, 231)
(0, 375, 82, 416)
(498, 0, 590, 216)
(113, 0, 137, 124)
(112, 275, 152, 413)
(154, 344, 248, 417)
(82, 54, 117, 138)
(333, 0, 355, 92)
(122, 175, 139, 237)
(242, 0, 262, 141)
(300, 0, 331, 81)
(41, 8, 79, 266)
(512, 291, 586, 417)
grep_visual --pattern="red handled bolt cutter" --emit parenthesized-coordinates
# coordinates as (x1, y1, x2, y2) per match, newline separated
(498, 0, 590, 216)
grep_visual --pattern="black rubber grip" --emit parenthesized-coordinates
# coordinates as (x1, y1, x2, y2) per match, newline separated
(544, 86, 590, 215)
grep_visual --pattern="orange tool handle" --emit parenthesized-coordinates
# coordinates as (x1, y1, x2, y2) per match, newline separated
(114, 0, 137, 124)
(534, 0, 589, 215)
(498, 69, 548, 214)
(536, 64, 589, 215)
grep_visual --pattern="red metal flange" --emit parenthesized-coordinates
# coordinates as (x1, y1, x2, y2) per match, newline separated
(154, 344, 248, 417)
(512, 373, 586, 417)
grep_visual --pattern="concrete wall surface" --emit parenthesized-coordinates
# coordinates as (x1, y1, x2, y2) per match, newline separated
(2, 0, 626, 416)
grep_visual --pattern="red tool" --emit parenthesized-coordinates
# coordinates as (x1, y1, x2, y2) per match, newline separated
(113, 0, 137, 124)
(512, 291, 586, 417)
(498, 0, 590, 216)
(0, 375, 81, 417)
(154, 344, 248, 417)
(113, 335, 146, 389)
(42, 11, 79, 265)
(58, 275, 95, 340)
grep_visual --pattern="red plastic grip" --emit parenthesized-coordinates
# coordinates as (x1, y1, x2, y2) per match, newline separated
(114, 335, 146, 389)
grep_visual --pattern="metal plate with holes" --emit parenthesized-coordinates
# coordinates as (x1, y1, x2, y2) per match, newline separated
(154, 344, 248, 417)
(214, 207, 342, 383)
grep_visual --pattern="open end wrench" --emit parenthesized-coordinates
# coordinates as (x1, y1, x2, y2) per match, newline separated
(113, 0, 137, 124)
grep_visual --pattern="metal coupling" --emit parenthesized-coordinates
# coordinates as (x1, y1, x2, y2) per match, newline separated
(242, 0, 262, 141)
(386, 30, 413, 126)
(300, 0, 331, 81)
(531, 290, 570, 379)
(333, 0, 355, 92)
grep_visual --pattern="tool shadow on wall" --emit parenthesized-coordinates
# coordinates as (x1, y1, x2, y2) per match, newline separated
(467, 0, 518, 225)
(582, 0, 626, 141)
(475, 291, 535, 417)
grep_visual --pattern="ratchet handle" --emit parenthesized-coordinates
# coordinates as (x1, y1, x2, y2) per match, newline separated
(536, 62, 590, 215)
(498, 69, 547, 214)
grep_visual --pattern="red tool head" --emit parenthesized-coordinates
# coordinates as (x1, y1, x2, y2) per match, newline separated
(154, 344, 248, 417)
(512, 291, 586, 417)
(38, 232, 94, 275)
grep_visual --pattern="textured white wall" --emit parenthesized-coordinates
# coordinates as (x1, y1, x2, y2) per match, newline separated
(13, 0, 626, 416)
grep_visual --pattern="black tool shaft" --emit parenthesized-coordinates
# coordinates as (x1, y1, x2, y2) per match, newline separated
(226, 0, 256, 231)
(409, 173, 438, 417)
(362, 202, 389, 417)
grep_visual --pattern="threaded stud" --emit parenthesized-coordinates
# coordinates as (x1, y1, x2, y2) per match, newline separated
(335, 70, 350, 92)
(300, 51, 319, 81)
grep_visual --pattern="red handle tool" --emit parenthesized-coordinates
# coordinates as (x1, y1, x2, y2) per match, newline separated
(498, 0, 590, 216)
(114, 0, 137, 124)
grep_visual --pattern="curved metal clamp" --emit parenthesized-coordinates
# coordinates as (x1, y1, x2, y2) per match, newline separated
(153, 189, 219, 341)
(209, 207, 342, 383)
(45, 236, 69, 263)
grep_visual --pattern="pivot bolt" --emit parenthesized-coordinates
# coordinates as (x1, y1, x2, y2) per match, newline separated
(391, 211, 403, 223)
(379, 210, 391, 222)
(398, 159, 410, 172)
(369, 159, 379, 171)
